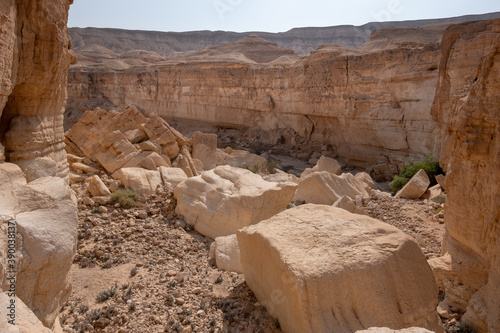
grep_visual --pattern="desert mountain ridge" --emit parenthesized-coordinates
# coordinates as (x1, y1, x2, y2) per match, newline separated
(69, 11, 500, 56)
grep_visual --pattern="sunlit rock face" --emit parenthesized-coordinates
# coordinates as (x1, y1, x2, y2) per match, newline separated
(429, 19, 500, 333)
(67, 26, 446, 168)
(0, 0, 75, 181)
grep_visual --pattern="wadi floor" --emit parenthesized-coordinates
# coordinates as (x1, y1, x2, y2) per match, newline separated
(60, 180, 447, 333)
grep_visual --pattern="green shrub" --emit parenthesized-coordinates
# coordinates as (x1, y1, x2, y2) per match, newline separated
(96, 285, 117, 302)
(266, 160, 278, 174)
(110, 188, 138, 208)
(390, 154, 443, 191)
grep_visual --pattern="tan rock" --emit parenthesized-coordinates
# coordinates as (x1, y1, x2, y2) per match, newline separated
(87, 175, 111, 197)
(214, 234, 243, 274)
(174, 165, 297, 238)
(1, 0, 74, 180)
(70, 162, 100, 175)
(69, 172, 87, 184)
(224, 150, 267, 173)
(294, 171, 368, 205)
(333, 195, 368, 215)
(139, 140, 162, 153)
(237, 205, 442, 333)
(113, 167, 163, 196)
(159, 167, 188, 191)
(429, 19, 500, 333)
(0, 293, 52, 333)
(0, 168, 78, 328)
(192, 131, 218, 170)
(355, 172, 379, 192)
(124, 128, 146, 144)
(395, 169, 430, 199)
(301, 156, 342, 179)
(435, 174, 445, 191)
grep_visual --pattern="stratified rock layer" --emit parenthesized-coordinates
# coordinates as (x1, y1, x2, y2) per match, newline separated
(237, 205, 442, 333)
(0, 0, 75, 180)
(429, 19, 500, 333)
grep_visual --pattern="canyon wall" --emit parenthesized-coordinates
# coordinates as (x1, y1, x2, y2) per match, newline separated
(67, 26, 444, 168)
(0, 0, 75, 181)
(430, 20, 500, 333)
(0, 0, 77, 330)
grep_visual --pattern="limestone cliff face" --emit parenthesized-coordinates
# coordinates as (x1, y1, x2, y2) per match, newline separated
(0, 0, 75, 181)
(68, 27, 443, 168)
(429, 20, 500, 333)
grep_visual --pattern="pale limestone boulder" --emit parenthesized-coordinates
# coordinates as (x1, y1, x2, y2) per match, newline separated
(333, 195, 368, 215)
(0, 164, 77, 329)
(0, 293, 52, 333)
(294, 171, 368, 205)
(301, 156, 342, 179)
(159, 167, 188, 191)
(192, 131, 218, 170)
(395, 169, 430, 199)
(214, 234, 243, 274)
(113, 167, 163, 196)
(87, 175, 111, 197)
(222, 149, 267, 173)
(174, 165, 297, 239)
(355, 172, 379, 192)
(237, 205, 443, 333)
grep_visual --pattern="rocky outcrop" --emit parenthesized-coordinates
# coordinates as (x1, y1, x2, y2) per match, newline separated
(237, 205, 443, 333)
(395, 169, 430, 199)
(429, 19, 500, 333)
(0, 0, 75, 181)
(174, 165, 297, 239)
(67, 25, 446, 170)
(0, 163, 78, 328)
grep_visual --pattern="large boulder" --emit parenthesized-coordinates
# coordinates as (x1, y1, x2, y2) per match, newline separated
(174, 165, 297, 238)
(395, 169, 430, 199)
(294, 171, 368, 205)
(237, 204, 443, 333)
(0, 293, 52, 333)
(192, 131, 218, 170)
(301, 156, 343, 179)
(219, 149, 267, 172)
(159, 167, 188, 191)
(0, 163, 78, 329)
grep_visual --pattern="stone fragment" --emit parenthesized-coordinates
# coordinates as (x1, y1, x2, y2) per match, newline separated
(355, 172, 379, 192)
(301, 156, 342, 179)
(435, 174, 446, 191)
(294, 171, 368, 205)
(222, 149, 267, 173)
(192, 131, 218, 170)
(113, 167, 163, 196)
(87, 175, 111, 197)
(214, 234, 243, 274)
(395, 169, 430, 199)
(174, 165, 297, 238)
(333, 195, 367, 215)
(124, 128, 146, 144)
(159, 167, 188, 191)
(71, 162, 100, 174)
(236, 205, 443, 333)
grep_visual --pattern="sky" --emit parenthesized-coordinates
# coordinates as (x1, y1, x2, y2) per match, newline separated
(68, 0, 500, 33)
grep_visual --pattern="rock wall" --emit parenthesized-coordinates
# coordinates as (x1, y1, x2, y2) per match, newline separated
(68, 26, 444, 168)
(0, 0, 75, 181)
(429, 19, 500, 333)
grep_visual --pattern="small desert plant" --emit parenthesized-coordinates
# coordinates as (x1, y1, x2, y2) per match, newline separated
(266, 159, 278, 174)
(96, 284, 117, 302)
(239, 163, 260, 174)
(390, 154, 443, 191)
(78, 304, 89, 314)
(432, 195, 446, 204)
(455, 322, 477, 333)
(110, 188, 138, 208)
(130, 266, 138, 277)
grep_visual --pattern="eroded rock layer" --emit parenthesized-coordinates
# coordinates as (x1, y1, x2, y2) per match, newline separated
(0, 0, 75, 181)
(68, 26, 444, 167)
(429, 19, 500, 333)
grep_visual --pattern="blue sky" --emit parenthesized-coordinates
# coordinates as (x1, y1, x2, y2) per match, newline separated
(68, 0, 500, 33)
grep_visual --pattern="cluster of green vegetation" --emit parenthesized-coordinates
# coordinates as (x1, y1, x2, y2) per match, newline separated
(110, 188, 138, 208)
(239, 163, 260, 174)
(390, 154, 443, 191)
